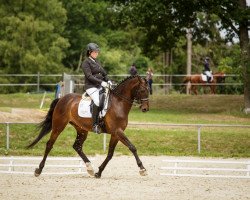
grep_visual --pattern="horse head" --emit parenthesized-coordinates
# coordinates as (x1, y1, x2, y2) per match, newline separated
(112, 75, 149, 112)
(133, 76, 149, 112)
(213, 72, 226, 83)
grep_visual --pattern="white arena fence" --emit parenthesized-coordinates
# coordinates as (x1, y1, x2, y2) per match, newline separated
(0, 73, 242, 94)
(1, 156, 249, 178)
(1, 122, 250, 154)
(161, 159, 250, 179)
(0, 156, 94, 175)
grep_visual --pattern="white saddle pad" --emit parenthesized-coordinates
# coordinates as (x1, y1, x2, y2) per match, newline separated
(201, 73, 213, 82)
(78, 99, 92, 118)
(201, 74, 207, 82)
(78, 93, 109, 118)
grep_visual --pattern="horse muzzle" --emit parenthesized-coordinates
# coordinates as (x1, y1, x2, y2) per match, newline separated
(140, 105, 149, 112)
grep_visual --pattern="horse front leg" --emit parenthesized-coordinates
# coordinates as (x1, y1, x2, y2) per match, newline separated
(73, 131, 94, 176)
(116, 129, 147, 176)
(95, 135, 118, 178)
(192, 85, 198, 95)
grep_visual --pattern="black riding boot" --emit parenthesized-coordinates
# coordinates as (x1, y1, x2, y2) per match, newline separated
(207, 76, 211, 83)
(92, 104, 101, 134)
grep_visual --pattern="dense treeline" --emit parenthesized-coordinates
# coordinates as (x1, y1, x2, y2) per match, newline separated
(110, 0, 249, 111)
(0, 0, 249, 109)
(0, 0, 151, 76)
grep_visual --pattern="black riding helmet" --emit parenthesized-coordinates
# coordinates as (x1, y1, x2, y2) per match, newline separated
(86, 43, 100, 56)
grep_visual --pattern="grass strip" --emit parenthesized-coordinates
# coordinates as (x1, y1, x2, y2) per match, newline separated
(0, 124, 249, 157)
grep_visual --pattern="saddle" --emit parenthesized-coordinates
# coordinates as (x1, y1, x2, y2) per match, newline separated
(201, 71, 213, 82)
(78, 89, 109, 118)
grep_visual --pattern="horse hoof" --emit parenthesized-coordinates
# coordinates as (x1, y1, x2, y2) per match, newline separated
(85, 162, 95, 176)
(139, 169, 147, 176)
(94, 173, 101, 179)
(34, 168, 41, 177)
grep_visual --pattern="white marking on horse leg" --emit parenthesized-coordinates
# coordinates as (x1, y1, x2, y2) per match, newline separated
(86, 162, 95, 176)
(139, 168, 148, 176)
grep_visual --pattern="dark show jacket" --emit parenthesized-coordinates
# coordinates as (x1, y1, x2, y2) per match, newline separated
(82, 57, 108, 90)
(204, 62, 210, 71)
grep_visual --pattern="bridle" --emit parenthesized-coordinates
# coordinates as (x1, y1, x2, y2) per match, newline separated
(133, 82, 149, 105)
(111, 76, 149, 106)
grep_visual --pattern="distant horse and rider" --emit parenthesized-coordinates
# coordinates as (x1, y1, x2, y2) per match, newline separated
(183, 72, 226, 95)
(27, 75, 149, 178)
(183, 57, 226, 94)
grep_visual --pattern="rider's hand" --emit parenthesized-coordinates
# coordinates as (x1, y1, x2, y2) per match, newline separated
(108, 80, 113, 86)
(101, 81, 108, 88)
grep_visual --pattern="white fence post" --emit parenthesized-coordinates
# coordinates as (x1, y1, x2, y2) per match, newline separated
(103, 134, 107, 152)
(174, 162, 178, 174)
(198, 125, 201, 154)
(8, 157, 13, 172)
(37, 72, 40, 93)
(247, 162, 250, 177)
(40, 91, 47, 109)
(6, 122, 10, 150)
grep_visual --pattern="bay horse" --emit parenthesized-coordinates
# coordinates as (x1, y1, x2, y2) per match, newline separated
(183, 72, 226, 95)
(27, 75, 149, 178)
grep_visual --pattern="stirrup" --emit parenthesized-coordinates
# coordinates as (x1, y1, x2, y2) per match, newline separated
(92, 124, 101, 134)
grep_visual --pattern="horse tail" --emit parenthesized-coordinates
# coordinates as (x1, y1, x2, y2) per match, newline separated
(27, 98, 60, 148)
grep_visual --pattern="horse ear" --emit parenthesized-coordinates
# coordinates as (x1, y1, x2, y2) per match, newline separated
(143, 77, 147, 83)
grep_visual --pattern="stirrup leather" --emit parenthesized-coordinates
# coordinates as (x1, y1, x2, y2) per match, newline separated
(92, 124, 101, 134)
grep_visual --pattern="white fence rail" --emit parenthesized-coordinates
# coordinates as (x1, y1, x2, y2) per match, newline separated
(129, 122, 250, 154)
(0, 156, 94, 175)
(161, 159, 250, 179)
(1, 122, 250, 154)
(0, 122, 110, 152)
(0, 73, 242, 93)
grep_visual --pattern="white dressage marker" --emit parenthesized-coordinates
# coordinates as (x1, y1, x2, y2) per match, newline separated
(161, 159, 250, 179)
(0, 156, 95, 175)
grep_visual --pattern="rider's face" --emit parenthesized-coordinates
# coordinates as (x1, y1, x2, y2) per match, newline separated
(90, 51, 99, 59)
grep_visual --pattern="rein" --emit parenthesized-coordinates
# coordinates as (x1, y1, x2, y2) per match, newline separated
(110, 76, 149, 105)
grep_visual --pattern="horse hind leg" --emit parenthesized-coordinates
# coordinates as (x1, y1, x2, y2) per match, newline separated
(35, 120, 68, 177)
(72, 131, 94, 176)
(34, 132, 59, 176)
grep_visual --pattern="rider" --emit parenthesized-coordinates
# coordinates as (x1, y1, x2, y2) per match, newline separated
(203, 57, 212, 83)
(81, 43, 112, 134)
(129, 63, 138, 76)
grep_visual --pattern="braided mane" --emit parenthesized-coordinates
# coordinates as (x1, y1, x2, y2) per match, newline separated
(112, 75, 140, 91)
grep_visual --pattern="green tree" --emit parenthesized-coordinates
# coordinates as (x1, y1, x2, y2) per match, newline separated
(60, 0, 151, 75)
(60, 0, 110, 70)
(109, 0, 250, 112)
(0, 0, 69, 74)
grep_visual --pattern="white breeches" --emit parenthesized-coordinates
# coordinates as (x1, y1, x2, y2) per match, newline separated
(86, 87, 102, 106)
(205, 71, 212, 77)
